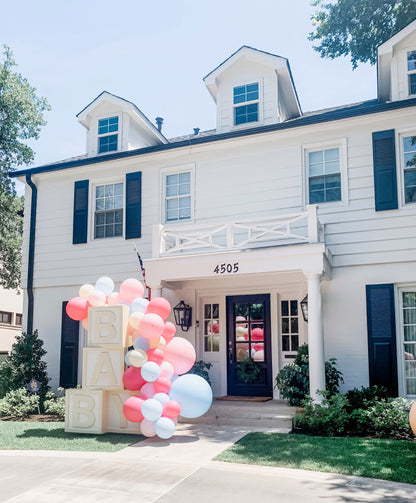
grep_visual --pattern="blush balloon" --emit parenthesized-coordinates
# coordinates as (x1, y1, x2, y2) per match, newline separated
(154, 376, 172, 394)
(162, 321, 176, 342)
(252, 328, 264, 341)
(164, 337, 196, 375)
(66, 297, 89, 321)
(123, 366, 145, 391)
(160, 361, 174, 379)
(162, 400, 181, 419)
(139, 313, 165, 340)
(140, 418, 156, 437)
(147, 348, 164, 365)
(88, 289, 106, 307)
(122, 396, 144, 422)
(145, 297, 171, 320)
(140, 382, 156, 399)
(119, 279, 144, 303)
(107, 292, 120, 305)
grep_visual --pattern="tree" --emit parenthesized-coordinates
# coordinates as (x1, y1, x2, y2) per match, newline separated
(0, 330, 51, 408)
(309, 0, 416, 69)
(0, 45, 50, 288)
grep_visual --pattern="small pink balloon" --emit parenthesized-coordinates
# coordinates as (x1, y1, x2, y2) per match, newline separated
(66, 297, 89, 321)
(160, 361, 174, 379)
(251, 327, 264, 341)
(88, 289, 106, 307)
(107, 292, 120, 305)
(162, 400, 181, 419)
(123, 366, 145, 391)
(119, 278, 144, 304)
(162, 321, 176, 342)
(145, 297, 171, 320)
(154, 376, 172, 394)
(123, 396, 144, 422)
(140, 418, 156, 437)
(81, 318, 88, 331)
(147, 348, 164, 365)
(164, 337, 196, 375)
(140, 382, 156, 399)
(139, 313, 165, 340)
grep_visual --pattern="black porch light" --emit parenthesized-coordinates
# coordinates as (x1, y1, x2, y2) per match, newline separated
(300, 295, 308, 322)
(173, 300, 192, 331)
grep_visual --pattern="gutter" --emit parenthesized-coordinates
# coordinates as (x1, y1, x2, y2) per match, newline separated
(25, 173, 37, 334)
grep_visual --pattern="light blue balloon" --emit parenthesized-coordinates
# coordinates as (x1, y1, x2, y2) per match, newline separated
(141, 398, 162, 422)
(133, 337, 150, 352)
(95, 276, 114, 296)
(141, 361, 161, 382)
(169, 374, 213, 418)
(155, 417, 176, 439)
(131, 297, 149, 313)
(154, 393, 170, 405)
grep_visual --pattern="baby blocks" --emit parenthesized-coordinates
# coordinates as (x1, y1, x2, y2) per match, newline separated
(87, 304, 129, 347)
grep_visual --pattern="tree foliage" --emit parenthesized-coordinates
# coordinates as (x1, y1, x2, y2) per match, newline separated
(309, 0, 416, 69)
(0, 45, 49, 288)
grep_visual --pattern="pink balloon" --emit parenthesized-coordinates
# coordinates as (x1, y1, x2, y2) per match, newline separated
(160, 361, 174, 379)
(139, 313, 164, 340)
(123, 366, 145, 391)
(164, 337, 196, 375)
(253, 342, 264, 352)
(212, 323, 219, 334)
(140, 382, 156, 399)
(140, 418, 156, 437)
(145, 297, 171, 320)
(147, 348, 164, 365)
(162, 321, 176, 342)
(253, 350, 264, 362)
(107, 292, 120, 305)
(66, 297, 89, 321)
(88, 289, 106, 307)
(252, 328, 264, 341)
(81, 318, 88, 330)
(163, 400, 181, 419)
(119, 279, 144, 304)
(154, 376, 172, 394)
(123, 396, 144, 422)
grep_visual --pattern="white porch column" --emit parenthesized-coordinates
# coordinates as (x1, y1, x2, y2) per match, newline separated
(150, 285, 162, 299)
(306, 273, 326, 402)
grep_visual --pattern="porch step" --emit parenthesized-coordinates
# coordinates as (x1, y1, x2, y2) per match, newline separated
(178, 399, 300, 431)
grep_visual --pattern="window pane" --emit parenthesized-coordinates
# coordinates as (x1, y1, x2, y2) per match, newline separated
(95, 225, 104, 239)
(325, 161, 340, 174)
(405, 186, 416, 204)
(290, 300, 298, 316)
(106, 211, 115, 224)
(281, 301, 289, 317)
(114, 196, 123, 209)
(291, 317, 298, 333)
(403, 292, 416, 308)
(166, 185, 178, 197)
(404, 309, 416, 324)
(309, 162, 323, 177)
(115, 210, 123, 223)
(404, 325, 416, 342)
(167, 199, 178, 211)
(179, 172, 190, 184)
(309, 151, 323, 164)
(282, 318, 289, 334)
(204, 304, 211, 318)
(309, 176, 325, 190)
(114, 223, 123, 236)
(212, 304, 219, 318)
(403, 136, 416, 153)
(282, 335, 290, 351)
(326, 188, 342, 202)
(324, 148, 339, 162)
(95, 213, 105, 225)
(114, 183, 123, 195)
(105, 197, 114, 210)
(96, 198, 105, 211)
(291, 335, 299, 351)
(410, 74, 416, 95)
(309, 190, 325, 204)
(408, 51, 416, 71)
(326, 174, 341, 188)
(105, 184, 114, 197)
(96, 185, 104, 197)
(105, 225, 114, 238)
(404, 153, 416, 168)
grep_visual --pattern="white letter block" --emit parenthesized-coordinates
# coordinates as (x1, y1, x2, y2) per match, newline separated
(106, 391, 141, 434)
(65, 388, 107, 434)
(82, 348, 124, 390)
(87, 305, 129, 348)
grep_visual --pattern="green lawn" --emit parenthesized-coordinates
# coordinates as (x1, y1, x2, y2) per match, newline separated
(216, 432, 416, 485)
(0, 421, 144, 452)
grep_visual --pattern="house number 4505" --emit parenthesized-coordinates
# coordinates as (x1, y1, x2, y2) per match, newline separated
(213, 263, 239, 274)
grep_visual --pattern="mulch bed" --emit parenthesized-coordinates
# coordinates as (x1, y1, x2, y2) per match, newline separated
(0, 414, 63, 422)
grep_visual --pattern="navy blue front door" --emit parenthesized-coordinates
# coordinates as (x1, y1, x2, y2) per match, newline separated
(226, 294, 272, 397)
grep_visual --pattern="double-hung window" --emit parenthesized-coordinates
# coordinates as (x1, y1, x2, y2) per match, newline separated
(400, 290, 416, 396)
(308, 147, 342, 204)
(98, 116, 119, 154)
(408, 51, 416, 96)
(233, 83, 259, 126)
(165, 171, 192, 222)
(0, 311, 12, 324)
(94, 182, 123, 238)
(403, 135, 416, 203)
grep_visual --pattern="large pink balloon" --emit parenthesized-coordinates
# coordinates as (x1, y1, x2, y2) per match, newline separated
(66, 297, 89, 321)
(145, 297, 171, 320)
(162, 321, 176, 342)
(123, 396, 144, 422)
(164, 337, 196, 375)
(119, 279, 144, 304)
(139, 313, 165, 340)
(123, 366, 145, 391)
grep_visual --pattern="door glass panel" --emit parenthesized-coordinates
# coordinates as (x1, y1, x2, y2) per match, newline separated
(204, 303, 219, 352)
(281, 299, 300, 353)
(401, 292, 416, 395)
(234, 302, 265, 362)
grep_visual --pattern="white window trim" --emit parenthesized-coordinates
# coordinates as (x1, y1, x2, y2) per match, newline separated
(395, 284, 416, 399)
(302, 138, 348, 209)
(90, 177, 125, 241)
(96, 113, 121, 155)
(397, 129, 416, 207)
(231, 79, 263, 130)
(160, 163, 195, 225)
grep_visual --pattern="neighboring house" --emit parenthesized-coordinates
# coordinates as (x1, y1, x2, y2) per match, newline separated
(0, 287, 23, 362)
(11, 21, 416, 401)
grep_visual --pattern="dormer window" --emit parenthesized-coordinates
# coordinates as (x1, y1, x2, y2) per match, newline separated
(408, 51, 416, 96)
(98, 116, 119, 154)
(233, 83, 259, 126)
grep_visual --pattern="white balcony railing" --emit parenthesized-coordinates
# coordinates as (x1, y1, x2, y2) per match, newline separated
(153, 205, 323, 257)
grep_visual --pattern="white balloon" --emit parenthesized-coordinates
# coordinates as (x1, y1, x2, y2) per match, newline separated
(132, 297, 149, 313)
(141, 398, 162, 421)
(153, 393, 170, 405)
(128, 349, 148, 368)
(141, 361, 161, 382)
(95, 276, 114, 296)
(155, 417, 176, 439)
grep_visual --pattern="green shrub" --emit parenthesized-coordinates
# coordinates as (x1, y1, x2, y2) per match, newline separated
(0, 388, 39, 418)
(274, 344, 343, 406)
(345, 385, 389, 412)
(293, 393, 350, 436)
(43, 388, 65, 419)
(187, 360, 213, 385)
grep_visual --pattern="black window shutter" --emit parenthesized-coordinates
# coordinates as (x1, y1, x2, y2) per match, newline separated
(372, 130, 398, 211)
(73, 180, 89, 244)
(366, 284, 398, 396)
(125, 171, 142, 239)
(59, 301, 79, 388)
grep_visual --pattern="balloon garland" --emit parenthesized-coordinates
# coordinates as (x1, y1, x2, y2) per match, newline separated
(66, 276, 213, 439)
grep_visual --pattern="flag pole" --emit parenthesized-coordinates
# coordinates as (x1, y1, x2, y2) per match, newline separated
(133, 243, 151, 300)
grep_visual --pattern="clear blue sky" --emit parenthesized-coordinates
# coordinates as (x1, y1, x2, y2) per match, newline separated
(2, 0, 376, 170)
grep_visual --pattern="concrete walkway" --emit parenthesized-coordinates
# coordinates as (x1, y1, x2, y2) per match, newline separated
(1, 424, 416, 502)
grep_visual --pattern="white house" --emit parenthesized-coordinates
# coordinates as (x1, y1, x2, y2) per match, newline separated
(0, 287, 23, 361)
(11, 22, 416, 401)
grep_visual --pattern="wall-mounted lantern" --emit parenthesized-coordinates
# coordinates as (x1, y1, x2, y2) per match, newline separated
(300, 295, 308, 322)
(173, 301, 192, 331)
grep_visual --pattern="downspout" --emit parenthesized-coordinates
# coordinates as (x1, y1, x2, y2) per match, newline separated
(25, 173, 37, 334)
